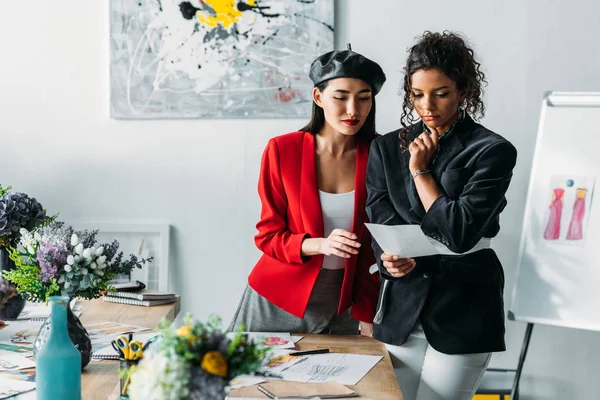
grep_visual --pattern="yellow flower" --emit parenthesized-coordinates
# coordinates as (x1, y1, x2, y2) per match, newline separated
(177, 325, 196, 343)
(201, 351, 228, 377)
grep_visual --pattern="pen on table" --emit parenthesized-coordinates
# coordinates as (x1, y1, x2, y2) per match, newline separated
(289, 348, 329, 356)
(257, 384, 277, 399)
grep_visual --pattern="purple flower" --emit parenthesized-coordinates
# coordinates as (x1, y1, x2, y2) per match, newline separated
(36, 242, 69, 282)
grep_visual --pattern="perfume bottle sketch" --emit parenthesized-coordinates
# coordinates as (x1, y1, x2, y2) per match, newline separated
(566, 188, 588, 240)
(544, 188, 565, 240)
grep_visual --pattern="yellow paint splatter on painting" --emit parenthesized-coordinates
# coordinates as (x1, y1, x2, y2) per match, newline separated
(196, 0, 255, 29)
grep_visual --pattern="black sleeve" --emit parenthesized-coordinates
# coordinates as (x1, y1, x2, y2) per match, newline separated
(420, 140, 518, 253)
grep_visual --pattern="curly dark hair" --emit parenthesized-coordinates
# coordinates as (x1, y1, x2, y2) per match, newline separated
(400, 31, 487, 129)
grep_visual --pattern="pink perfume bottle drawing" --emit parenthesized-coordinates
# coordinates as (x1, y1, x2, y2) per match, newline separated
(566, 188, 588, 240)
(544, 188, 564, 240)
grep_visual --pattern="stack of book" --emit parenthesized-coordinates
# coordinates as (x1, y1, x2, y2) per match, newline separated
(102, 290, 178, 307)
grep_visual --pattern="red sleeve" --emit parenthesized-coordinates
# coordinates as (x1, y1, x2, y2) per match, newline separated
(254, 139, 309, 264)
(350, 228, 380, 322)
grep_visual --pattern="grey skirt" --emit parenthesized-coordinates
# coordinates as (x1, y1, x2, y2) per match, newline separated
(228, 269, 358, 335)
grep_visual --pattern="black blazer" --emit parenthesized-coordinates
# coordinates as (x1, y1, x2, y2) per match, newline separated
(366, 115, 517, 354)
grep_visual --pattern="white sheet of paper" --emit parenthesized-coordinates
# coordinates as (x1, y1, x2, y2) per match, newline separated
(83, 321, 152, 349)
(0, 351, 36, 372)
(365, 223, 439, 258)
(291, 336, 303, 343)
(274, 353, 382, 385)
(0, 376, 36, 399)
(0, 321, 43, 345)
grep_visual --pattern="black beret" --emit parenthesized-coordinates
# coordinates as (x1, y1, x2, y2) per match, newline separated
(309, 44, 386, 95)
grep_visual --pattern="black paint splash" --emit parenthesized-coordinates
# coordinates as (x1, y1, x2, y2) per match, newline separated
(237, 1, 282, 18)
(179, 2, 200, 20)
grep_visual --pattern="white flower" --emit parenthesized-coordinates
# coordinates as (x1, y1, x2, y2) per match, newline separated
(74, 255, 82, 264)
(95, 246, 104, 256)
(128, 349, 189, 400)
(82, 248, 91, 259)
(26, 244, 35, 255)
(64, 281, 71, 288)
(64, 265, 72, 272)
(95, 270, 104, 276)
(81, 268, 88, 275)
(89, 262, 97, 270)
(75, 243, 84, 255)
(71, 234, 79, 246)
(33, 232, 41, 241)
(96, 255, 106, 265)
(67, 255, 75, 265)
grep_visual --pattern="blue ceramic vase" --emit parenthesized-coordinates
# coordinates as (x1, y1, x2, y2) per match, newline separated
(35, 296, 81, 400)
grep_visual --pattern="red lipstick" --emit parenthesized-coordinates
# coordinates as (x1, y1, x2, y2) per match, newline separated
(342, 119, 359, 126)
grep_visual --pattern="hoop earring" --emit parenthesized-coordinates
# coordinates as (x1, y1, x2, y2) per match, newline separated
(458, 101, 466, 119)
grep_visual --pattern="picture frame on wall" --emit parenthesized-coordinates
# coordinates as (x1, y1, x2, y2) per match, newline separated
(71, 222, 170, 292)
(109, 0, 335, 119)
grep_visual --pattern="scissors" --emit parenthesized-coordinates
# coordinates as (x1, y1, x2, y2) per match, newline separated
(112, 335, 144, 360)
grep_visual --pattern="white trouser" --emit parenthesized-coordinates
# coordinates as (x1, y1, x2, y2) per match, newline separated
(385, 324, 491, 400)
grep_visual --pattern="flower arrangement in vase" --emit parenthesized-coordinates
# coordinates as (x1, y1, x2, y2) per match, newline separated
(127, 314, 267, 400)
(3, 220, 153, 369)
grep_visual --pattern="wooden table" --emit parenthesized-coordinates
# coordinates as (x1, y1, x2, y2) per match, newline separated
(229, 334, 402, 400)
(79, 298, 180, 400)
(11, 298, 180, 400)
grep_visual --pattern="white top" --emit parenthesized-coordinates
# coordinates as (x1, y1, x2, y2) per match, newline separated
(318, 190, 355, 270)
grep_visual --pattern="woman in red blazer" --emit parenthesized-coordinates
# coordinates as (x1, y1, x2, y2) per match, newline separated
(229, 46, 385, 336)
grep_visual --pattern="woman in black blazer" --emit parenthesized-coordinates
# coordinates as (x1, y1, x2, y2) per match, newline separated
(366, 31, 517, 400)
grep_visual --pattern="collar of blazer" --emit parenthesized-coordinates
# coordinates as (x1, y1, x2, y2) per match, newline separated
(397, 114, 476, 219)
(299, 132, 370, 240)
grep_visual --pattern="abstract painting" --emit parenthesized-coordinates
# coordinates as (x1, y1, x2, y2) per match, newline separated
(541, 174, 595, 246)
(109, 0, 334, 119)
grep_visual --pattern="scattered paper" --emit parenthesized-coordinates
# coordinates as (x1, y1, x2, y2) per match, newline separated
(365, 223, 439, 258)
(0, 321, 43, 345)
(291, 336, 303, 343)
(0, 375, 35, 399)
(84, 321, 152, 350)
(0, 352, 36, 372)
(0, 342, 33, 358)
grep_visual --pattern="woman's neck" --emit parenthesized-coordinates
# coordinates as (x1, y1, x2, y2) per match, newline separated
(316, 125, 356, 157)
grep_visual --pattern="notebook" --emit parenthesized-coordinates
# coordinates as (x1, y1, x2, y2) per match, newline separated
(91, 332, 160, 360)
(106, 291, 176, 301)
(102, 295, 178, 307)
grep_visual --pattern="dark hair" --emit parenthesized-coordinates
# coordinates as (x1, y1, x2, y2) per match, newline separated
(300, 81, 377, 143)
(400, 31, 487, 129)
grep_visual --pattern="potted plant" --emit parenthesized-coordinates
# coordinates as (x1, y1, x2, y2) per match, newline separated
(0, 184, 51, 319)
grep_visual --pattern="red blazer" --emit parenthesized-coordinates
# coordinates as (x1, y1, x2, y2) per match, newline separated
(248, 131, 380, 322)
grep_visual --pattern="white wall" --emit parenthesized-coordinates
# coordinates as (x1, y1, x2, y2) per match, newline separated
(1, 0, 600, 398)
